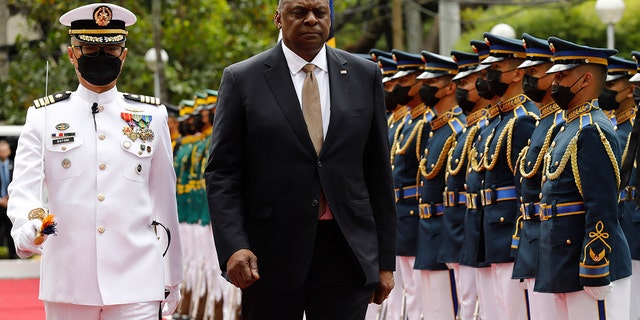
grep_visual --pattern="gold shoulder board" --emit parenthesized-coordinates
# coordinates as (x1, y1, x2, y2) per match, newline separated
(33, 91, 72, 109)
(123, 93, 161, 106)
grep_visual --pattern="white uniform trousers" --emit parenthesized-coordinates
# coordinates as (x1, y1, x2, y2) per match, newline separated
(524, 278, 559, 320)
(385, 256, 422, 320)
(454, 264, 478, 320)
(553, 276, 630, 320)
(44, 301, 160, 320)
(364, 302, 383, 320)
(630, 260, 640, 320)
(490, 262, 528, 320)
(475, 266, 499, 320)
(419, 269, 456, 319)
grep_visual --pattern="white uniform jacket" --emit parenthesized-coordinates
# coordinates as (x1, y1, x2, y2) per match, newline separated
(8, 85, 182, 305)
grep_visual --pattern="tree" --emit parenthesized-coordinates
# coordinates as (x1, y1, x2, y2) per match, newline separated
(0, 0, 278, 124)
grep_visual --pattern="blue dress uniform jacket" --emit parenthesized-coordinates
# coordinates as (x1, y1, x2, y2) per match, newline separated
(391, 104, 433, 256)
(439, 108, 488, 264)
(414, 107, 465, 270)
(459, 104, 500, 267)
(8, 85, 183, 305)
(481, 94, 538, 263)
(615, 108, 640, 259)
(511, 103, 562, 279)
(536, 100, 632, 293)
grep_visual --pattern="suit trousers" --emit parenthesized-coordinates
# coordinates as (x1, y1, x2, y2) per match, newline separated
(553, 276, 631, 320)
(44, 301, 160, 320)
(241, 220, 374, 320)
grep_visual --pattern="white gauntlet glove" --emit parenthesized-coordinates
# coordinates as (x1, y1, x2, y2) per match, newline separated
(15, 219, 45, 257)
(583, 283, 613, 301)
(161, 284, 181, 316)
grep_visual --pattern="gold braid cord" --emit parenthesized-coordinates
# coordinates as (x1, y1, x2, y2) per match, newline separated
(520, 123, 556, 179)
(544, 131, 578, 182)
(470, 147, 486, 173)
(420, 135, 456, 180)
(389, 120, 406, 165)
(396, 119, 424, 156)
(506, 120, 515, 173)
(570, 124, 621, 197)
(484, 118, 516, 171)
(447, 125, 479, 176)
(620, 131, 632, 177)
(415, 120, 427, 161)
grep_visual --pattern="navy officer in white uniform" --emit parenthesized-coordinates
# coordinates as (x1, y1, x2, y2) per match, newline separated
(7, 3, 183, 319)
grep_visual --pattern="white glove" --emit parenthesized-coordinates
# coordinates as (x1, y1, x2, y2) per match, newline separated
(583, 283, 613, 301)
(15, 219, 45, 257)
(161, 284, 181, 316)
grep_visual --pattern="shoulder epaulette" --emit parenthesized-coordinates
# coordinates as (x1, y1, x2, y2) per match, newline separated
(554, 110, 565, 126)
(580, 114, 593, 129)
(423, 108, 436, 123)
(513, 105, 527, 119)
(448, 117, 465, 135)
(33, 91, 72, 109)
(123, 93, 161, 106)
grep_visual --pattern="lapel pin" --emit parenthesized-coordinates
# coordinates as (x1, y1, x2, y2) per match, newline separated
(340, 70, 347, 74)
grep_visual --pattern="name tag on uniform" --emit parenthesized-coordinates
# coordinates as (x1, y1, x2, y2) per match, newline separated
(52, 137, 75, 145)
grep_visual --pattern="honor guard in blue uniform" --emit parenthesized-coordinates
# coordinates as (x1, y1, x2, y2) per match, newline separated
(510, 33, 563, 319)
(458, 39, 502, 320)
(377, 56, 400, 105)
(624, 51, 640, 320)
(386, 49, 431, 320)
(413, 51, 464, 319)
(445, 49, 487, 320)
(600, 55, 638, 320)
(537, 37, 632, 319)
(479, 32, 538, 320)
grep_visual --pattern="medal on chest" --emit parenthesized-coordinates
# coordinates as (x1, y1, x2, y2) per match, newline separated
(121, 112, 155, 142)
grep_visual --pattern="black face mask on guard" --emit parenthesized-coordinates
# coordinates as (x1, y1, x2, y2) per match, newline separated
(76, 53, 122, 86)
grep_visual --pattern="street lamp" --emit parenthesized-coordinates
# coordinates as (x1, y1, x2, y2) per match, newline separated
(144, 48, 168, 99)
(595, 0, 625, 49)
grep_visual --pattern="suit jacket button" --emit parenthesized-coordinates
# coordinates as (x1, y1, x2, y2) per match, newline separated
(317, 161, 323, 167)
(311, 199, 319, 207)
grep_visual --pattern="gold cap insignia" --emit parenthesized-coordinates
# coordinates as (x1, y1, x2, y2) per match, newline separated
(94, 6, 112, 27)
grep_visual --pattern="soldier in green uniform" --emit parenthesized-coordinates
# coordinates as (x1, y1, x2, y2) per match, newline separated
(537, 37, 632, 319)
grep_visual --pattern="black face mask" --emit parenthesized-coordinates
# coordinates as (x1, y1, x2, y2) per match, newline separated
(476, 77, 496, 100)
(633, 86, 640, 106)
(76, 54, 122, 86)
(455, 87, 477, 113)
(486, 69, 511, 97)
(386, 84, 413, 109)
(598, 87, 623, 111)
(419, 83, 446, 107)
(522, 74, 548, 103)
(551, 74, 585, 110)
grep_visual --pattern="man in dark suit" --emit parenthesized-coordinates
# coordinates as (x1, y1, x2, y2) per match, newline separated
(204, 0, 396, 319)
(0, 140, 15, 259)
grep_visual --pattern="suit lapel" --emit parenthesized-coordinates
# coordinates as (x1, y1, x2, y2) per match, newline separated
(322, 47, 350, 156)
(264, 43, 317, 156)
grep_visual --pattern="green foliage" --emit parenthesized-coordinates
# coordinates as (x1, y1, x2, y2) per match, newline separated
(0, 0, 279, 124)
(456, 0, 640, 60)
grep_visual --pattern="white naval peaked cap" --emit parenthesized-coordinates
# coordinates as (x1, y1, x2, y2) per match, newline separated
(60, 3, 137, 44)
